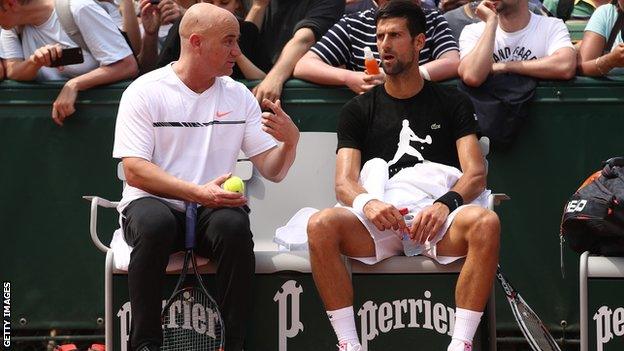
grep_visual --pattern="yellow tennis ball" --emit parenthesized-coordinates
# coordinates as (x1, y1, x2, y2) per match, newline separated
(223, 176, 245, 194)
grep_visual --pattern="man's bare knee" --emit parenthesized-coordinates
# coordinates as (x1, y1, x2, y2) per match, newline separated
(307, 208, 343, 252)
(467, 209, 500, 253)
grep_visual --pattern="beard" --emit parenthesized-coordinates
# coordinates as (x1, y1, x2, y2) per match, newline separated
(381, 51, 417, 76)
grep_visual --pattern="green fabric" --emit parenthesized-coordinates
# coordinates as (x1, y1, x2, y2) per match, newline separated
(544, 0, 595, 18)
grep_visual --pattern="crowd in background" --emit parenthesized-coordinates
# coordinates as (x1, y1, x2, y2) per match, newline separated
(0, 0, 622, 128)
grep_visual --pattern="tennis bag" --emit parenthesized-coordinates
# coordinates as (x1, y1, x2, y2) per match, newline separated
(560, 157, 624, 256)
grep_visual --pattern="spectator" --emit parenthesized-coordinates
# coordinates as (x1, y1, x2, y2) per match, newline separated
(245, 0, 345, 102)
(577, 1, 624, 76)
(113, 4, 299, 350)
(0, 0, 138, 126)
(305, 2, 499, 351)
(458, 0, 576, 87)
(444, 0, 549, 41)
(139, 0, 271, 79)
(0, 58, 4, 80)
(293, 0, 459, 94)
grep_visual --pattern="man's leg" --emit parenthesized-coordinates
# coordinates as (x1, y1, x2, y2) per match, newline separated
(307, 208, 377, 349)
(123, 197, 185, 351)
(436, 206, 501, 350)
(195, 206, 254, 351)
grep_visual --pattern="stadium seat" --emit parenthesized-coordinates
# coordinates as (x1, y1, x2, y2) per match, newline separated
(579, 251, 624, 351)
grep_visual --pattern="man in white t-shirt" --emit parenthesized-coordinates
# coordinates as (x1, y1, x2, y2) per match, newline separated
(113, 3, 299, 351)
(0, 0, 138, 126)
(458, 0, 576, 87)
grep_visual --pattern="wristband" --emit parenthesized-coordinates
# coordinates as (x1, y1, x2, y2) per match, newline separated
(352, 193, 378, 214)
(434, 191, 464, 212)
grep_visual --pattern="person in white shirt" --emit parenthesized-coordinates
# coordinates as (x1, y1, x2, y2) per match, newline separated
(113, 3, 299, 350)
(458, 0, 576, 87)
(0, 0, 138, 126)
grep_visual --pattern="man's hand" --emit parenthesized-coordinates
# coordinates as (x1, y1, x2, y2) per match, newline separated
(158, 0, 183, 24)
(195, 173, 248, 208)
(363, 199, 408, 234)
(252, 73, 284, 103)
(52, 80, 79, 126)
(140, 0, 161, 35)
(345, 70, 384, 94)
(29, 44, 63, 68)
(409, 203, 450, 244)
(260, 99, 300, 146)
(474, 0, 498, 22)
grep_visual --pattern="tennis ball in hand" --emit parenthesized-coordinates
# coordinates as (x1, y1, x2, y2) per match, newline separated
(223, 176, 245, 194)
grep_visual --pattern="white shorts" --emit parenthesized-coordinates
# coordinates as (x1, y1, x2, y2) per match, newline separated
(343, 203, 478, 265)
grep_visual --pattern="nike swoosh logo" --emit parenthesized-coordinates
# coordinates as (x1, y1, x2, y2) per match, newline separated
(216, 111, 233, 118)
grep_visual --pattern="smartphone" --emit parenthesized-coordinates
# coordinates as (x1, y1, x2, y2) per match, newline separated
(50, 47, 84, 67)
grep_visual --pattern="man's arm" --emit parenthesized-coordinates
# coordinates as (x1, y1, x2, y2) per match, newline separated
(119, 0, 141, 54)
(493, 47, 576, 80)
(245, 0, 269, 31)
(123, 157, 247, 207)
(236, 53, 266, 80)
(294, 51, 385, 93)
(458, 1, 498, 87)
(5, 44, 63, 81)
(52, 54, 138, 125)
(248, 99, 300, 182)
(252, 27, 316, 103)
(136, 0, 162, 74)
(411, 134, 486, 243)
(421, 49, 460, 81)
(449, 134, 487, 202)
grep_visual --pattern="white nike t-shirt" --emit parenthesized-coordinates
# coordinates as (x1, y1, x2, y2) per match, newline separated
(459, 12, 573, 62)
(113, 64, 277, 213)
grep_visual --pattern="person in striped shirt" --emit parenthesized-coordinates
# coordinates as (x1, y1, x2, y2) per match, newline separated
(294, 0, 459, 93)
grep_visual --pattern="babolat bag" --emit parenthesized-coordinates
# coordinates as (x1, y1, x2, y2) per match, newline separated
(560, 157, 624, 256)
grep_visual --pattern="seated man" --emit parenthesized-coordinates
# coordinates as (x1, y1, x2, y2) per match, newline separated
(458, 0, 576, 87)
(293, 0, 459, 94)
(306, 2, 499, 351)
(113, 4, 299, 350)
(0, 0, 138, 126)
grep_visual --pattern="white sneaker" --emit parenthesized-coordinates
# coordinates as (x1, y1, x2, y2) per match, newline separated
(337, 342, 362, 351)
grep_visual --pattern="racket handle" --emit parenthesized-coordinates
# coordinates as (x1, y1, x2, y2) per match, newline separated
(185, 202, 197, 250)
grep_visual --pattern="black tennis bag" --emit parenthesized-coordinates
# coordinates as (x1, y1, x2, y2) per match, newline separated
(560, 157, 624, 256)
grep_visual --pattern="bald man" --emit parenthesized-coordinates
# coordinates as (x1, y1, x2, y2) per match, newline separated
(112, 4, 300, 350)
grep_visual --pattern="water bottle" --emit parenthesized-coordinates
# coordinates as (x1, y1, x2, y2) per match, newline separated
(399, 209, 425, 257)
(363, 46, 380, 75)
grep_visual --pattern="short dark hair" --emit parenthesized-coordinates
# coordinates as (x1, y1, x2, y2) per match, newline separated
(375, 0, 426, 38)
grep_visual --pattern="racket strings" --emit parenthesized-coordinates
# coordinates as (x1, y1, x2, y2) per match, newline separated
(515, 303, 561, 351)
(162, 287, 224, 351)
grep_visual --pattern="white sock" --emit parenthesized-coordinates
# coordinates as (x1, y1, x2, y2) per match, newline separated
(447, 339, 471, 351)
(451, 308, 483, 343)
(327, 306, 360, 346)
